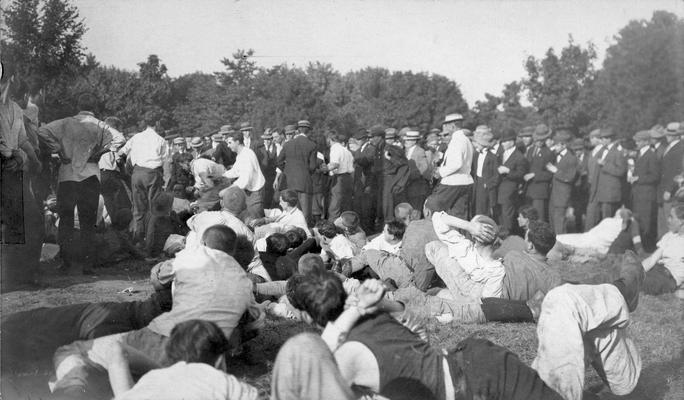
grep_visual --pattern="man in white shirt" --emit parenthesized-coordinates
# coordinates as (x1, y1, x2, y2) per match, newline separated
(363, 218, 405, 255)
(223, 131, 266, 218)
(327, 131, 355, 220)
(431, 113, 474, 219)
(118, 118, 169, 243)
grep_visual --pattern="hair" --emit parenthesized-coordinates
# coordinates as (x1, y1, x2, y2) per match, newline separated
(394, 202, 413, 220)
(385, 218, 407, 241)
(280, 189, 299, 208)
(232, 234, 254, 271)
(104, 116, 122, 130)
(297, 253, 326, 275)
(227, 131, 244, 144)
(285, 274, 308, 310)
(470, 215, 499, 246)
(526, 220, 556, 255)
(165, 320, 230, 365)
(266, 233, 290, 255)
(288, 271, 346, 326)
(76, 93, 98, 112)
(330, 131, 347, 144)
(424, 195, 445, 214)
(201, 225, 237, 255)
(518, 205, 540, 222)
(315, 220, 340, 239)
(285, 228, 306, 249)
(673, 204, 684, 220)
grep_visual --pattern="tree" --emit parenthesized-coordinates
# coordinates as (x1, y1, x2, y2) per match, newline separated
(523, 37, 597, 131)
(2, 0, 87, 120)
(593, 11, 684, 135)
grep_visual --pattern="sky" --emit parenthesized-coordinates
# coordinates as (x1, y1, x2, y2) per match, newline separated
(64, 0, 684, 104)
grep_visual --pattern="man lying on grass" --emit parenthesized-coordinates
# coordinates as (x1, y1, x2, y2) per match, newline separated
(48, 225, 261, 398)
(285, 271, 563, 400)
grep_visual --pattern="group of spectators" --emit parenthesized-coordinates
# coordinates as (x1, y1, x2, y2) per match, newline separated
(2, 61, 684, 400)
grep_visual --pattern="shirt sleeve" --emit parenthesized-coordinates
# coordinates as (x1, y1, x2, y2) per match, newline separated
(38, 120, 64, 154)
(223, 154, 248, 188)
(224, 373, 259, 400)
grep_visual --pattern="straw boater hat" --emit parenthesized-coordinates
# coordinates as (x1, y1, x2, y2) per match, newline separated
(442, 113, 464, 125)
(239, 122, 253, 131)
(666, 122, 682, 136)
(211, 133, 224, 142)
(284, 125, 296, 135)
(633, 130, 651, 142)
(172, 137, 186, 145)
(297, 120, 311, 129)
(403, 131, 421, 141)
(190, 137, 203, 148)
(385, 128, 397, 140)
(553, 129, 573, 144)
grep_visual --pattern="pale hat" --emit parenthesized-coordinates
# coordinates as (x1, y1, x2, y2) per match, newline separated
(443, 113, 464, 124)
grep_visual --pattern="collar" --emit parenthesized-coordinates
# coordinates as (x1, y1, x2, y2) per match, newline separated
(77, 111, 95, 117)
(503, 147, 515, 159)
(639, 146, 650, 157)
(558, 148, 567, 157)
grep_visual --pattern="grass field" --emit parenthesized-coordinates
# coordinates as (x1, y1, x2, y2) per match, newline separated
(1, 254, 683, 400)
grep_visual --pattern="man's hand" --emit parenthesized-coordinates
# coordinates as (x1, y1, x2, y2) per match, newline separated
(523, 172, 535, 181)
(664, 191, 672, 202)
(545, 163, 558, 174)
(355, 279, 385, 313)
(468, 221, 496, 243)
(497, 166, 510, 174)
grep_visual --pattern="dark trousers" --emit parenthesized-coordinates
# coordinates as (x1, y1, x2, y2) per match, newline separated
(643, 264, 677, 295)
(550, 205, 567, 234)
(498, 200, 516, 233)
(131, 166, 163, 242)
(600, 201, 620, 221)
(245, 187, 265, 219)
(57, 176, 100, 266)
(328, 173, 352, 221)
(406, 179, 429, 215)
(297, 191, 312, 225)
(447, 337, 563, 400)
(473, 179, 492, 217)
(632, 192, 657, 252)
(1, 167, 25, 243)
(432, 183, 472, 219)
(353, 186, 376, 233)
(585, 197, 602, 230)
(531, 198, 548, 222)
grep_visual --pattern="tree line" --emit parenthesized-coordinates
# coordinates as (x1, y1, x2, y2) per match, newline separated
(2, 0, 683, 138)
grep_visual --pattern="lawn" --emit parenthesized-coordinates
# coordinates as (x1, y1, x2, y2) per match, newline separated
(1, 254, 682, 400)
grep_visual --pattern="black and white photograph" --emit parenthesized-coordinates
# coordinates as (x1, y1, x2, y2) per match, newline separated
(1, 0, 683, 399)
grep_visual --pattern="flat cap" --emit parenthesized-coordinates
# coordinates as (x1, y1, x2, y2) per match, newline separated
(633, 130, 651, 142)
(297, 120, 311, 128)
(430, 128, 441, 135)
(172, 137, 186, 145)
(501, 128, 517, 142)
(218, 125, 233, 135)
(570, 138, 585, 150)
(589, 128, 601, 138)
(284, 125, 296, 134)
(518, 126, 534, 137)
(443, 113, 464, 124)
(600, 128, 615, 138)
(385, 128, 397, 139)
(239, 122, 252, 131)
(533, 124, 551, 141)
(369, 124, 385, 137)
(211, 133, 224, 142)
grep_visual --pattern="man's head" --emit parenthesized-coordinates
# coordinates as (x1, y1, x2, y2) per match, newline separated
(284, 124, 296, 141)
(240, 122, 253, 138)
(285, 227, 307, 248)
(297, 253, 326, 275)
(77, 93, 98, 113)
(201, 224, 237, 255)
(279, 189, 299, 210)
(369, 124, 385, 146)
(225, 131, 244, 153)
(266, 232, 290, 256)
(394, 202, 414, 225)
(219, 186, 247, 215)
(314, 220, 340, 245)
(442, 113, 463, 134)
(288, 271, 346, 327)
(518, 126, 534, 147)
(517, 205, 539, 231)
(402, 130, 420, 149)
(272, 130, 284, 145)
(633, 130, 651, 150)
(665, 122, 682, 143)
(165, 319, 230, 367)
(599, 128, 615, 145)
(525, 220, 556, 256)
(470, 215, 499, 246)
(383, 218, 406, 244)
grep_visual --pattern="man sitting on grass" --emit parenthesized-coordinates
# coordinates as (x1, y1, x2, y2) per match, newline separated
(49, 225, 259, 398)
(362, 218, 405, 254)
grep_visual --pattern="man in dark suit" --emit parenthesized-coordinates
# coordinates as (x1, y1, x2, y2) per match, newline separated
(350, 128, 377, 232)
(630, 130, 660, 252)
(657, 122, 684, 237)
(277, 120, 318, 224)
(585, 129, 604, 230)
(471, 126, 499, 218)
(548, 130, 579, 234)
(569, 138, 589, 232)
(517, 126, 534, 160)
(403, 130, 431, 213)
(650, 125, 667, 160)
(203, 129, 235, 169)
(258, 131, 279, 209)
(596, 128, 627, 220)
(497, 128, 528, 232)
(239, 122, 264, 160)
(524, 124, 555, 222)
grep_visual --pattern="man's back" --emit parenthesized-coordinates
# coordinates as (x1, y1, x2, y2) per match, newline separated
(278, 135, 316, 193)
(501, 250, 561, 301)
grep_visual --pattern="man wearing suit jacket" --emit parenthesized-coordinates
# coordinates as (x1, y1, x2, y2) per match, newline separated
(569, 138, 589, 233)
(547, 130, 579, 234)
(258, 131, 279, 209)
(596, 128, 627, 221)
(518, 126, 534, 161)
(403, 130, 431, 213)
(471, 126, 499, 218)
(657, 122, 684, 237)
(585, 129, 605, 230)
(496, 129, 528, 232)
(277, 120, 318, 225)
(524, 124, 555, 222)
(630, 130, 660, 252)
(350, 128, 377, 232)
(650, 125, 667, 160)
